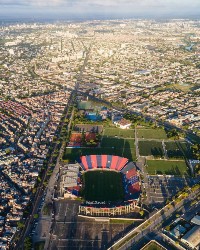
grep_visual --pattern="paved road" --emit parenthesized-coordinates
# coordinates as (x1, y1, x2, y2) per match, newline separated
(44, 44, 92, 250)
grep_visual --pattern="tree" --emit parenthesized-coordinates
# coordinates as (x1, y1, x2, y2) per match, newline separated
(165, 225, 170, 231)
(5, 148, 11, 155)
(24, 237, 32, 250)
(139, 210, 144, 217)
(33, 214, 39, 219)
(194, 164, 200, 175)
(17, 221, 25, 229)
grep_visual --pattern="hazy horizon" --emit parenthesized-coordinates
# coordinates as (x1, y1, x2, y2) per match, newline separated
(0, 0, 200, 22)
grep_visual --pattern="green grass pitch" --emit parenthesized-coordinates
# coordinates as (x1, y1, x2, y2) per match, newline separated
(146, 160, 189, 176)
(137, 128, 168, 139)
(138, 141, 164, 157)
(82, 170, 124, 202)
(104, 128, 135, 138)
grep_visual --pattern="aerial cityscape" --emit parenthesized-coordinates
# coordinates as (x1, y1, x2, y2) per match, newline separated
(0, 1, 200, 250)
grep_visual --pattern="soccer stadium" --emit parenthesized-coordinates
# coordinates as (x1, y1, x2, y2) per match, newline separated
(59, 155, 141, 217)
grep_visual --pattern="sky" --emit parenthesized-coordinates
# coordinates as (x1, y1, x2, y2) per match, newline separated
(0, 0, 200, 20)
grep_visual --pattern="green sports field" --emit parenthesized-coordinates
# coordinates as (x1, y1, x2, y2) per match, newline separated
(101, 137, 136, 160)
(137, 128, 168, 139)
(63, 147, 115, 162)
(165, 141, 193, 159)
(138, 141, 164, 157)
(146, 160, 189, 176)
(104, 128, 135, 138)
(63, 134, 136, 162)
(82, 170, 124, 201)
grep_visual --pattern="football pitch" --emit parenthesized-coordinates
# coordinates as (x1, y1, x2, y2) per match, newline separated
(146, 160, 189, 176)
(138, 141, 164, 157)
(82, 170, 124, 201)
(165, 141, 193, 159)
(63, 137, 136, 162)
(137, 128, 168, 139)
(104, 128, 135, 138)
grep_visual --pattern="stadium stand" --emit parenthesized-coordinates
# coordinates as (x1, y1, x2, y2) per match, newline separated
(78, 155, 141, 203)
(106, 155, 113, 169)
(129, 176, 139, 185)
(117, 157, 128, 171)
(80, 155, 133, 173)
(101, 155, 107, 169)
(80, 156, 88, 170)
(128, 183, 140, 194)
(97, 155, 102, 168)
(126, 168, 137, 179)
(121, 162, 137, 174)
(110, 156, 119, 169)
(86, 155, 93, 169)
(90, 155, 98, 169)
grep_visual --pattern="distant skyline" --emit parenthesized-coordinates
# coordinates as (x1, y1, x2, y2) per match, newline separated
(0, 0, 200, 20)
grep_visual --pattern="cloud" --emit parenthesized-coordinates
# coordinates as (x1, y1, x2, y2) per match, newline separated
(0, 0, 200, 15)
(0, 0, 199, 7)
(0, 0, 64, 6)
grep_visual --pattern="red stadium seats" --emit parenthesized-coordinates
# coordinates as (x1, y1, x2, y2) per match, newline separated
(90, 155, 98, 169)
(110, 156, 119, 169)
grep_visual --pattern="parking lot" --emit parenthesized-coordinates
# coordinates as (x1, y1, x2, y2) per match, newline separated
(144, 175, 190, 208)
(48, 200, 135, 250)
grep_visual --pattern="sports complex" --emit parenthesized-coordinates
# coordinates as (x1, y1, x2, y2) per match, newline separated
(59, 154, 141, 216)
(60, 120, 195, 217)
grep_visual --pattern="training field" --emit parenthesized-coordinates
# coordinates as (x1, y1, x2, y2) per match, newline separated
(104, 128, 135, 138)
(82, 170, 124, 201)
(64, 138, 136, 162)
(138, 141, 164, 157)
(146, 160, 189, 176)
(101, 137, 136, 160)
(63, 126, 136, 162)
(165, 141, 193, 159)
(101, 137, 135, 148)
(63, 147, 114, 162)
(137, 128, 168, 139)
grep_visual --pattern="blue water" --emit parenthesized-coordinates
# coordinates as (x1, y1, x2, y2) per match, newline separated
(86, 114, 102, 121)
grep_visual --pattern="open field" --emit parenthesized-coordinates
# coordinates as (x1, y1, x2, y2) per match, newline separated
(101, 137, 124, 148)
(101, 137, 136, 160)
(137, 128, 168, 139)
(101, 137, 135, 148)
(165, 141, 193, 159)
(63, 131, 136, 162)
(178, 142, 193, 158)
(138, 141, 164, 157)
(82, 170, 124, 201)
(63, 144, 136, 162)
(63, 147, 115, 162)
(104, 128, 135, 138)
(146, 160, 189, 176)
